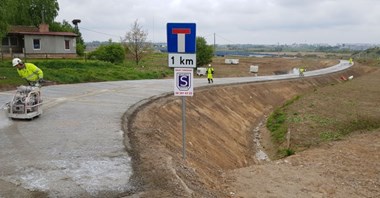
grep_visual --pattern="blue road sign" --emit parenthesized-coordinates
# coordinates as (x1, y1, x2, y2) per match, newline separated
(167, 23, 196, 53)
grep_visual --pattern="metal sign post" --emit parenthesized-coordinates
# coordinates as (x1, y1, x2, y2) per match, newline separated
(174, 68, 194, 160)
(181, 96, 186, 159)
(167, 23, 196, 160)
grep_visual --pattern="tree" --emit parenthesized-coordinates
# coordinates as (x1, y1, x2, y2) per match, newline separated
(196, 37, 214, 67)
(49, 20, 73, 32)
(123, 20, 151, 65)
(1, 0, 60, 39)
(7, 0, 59, 26)
(0, 0, 10, 38)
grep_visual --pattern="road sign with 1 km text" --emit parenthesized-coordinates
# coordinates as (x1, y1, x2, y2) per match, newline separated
(168, 53, 196, 68)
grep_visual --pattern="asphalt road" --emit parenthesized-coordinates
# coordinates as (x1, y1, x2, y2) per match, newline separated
(0, 60, 352, 197)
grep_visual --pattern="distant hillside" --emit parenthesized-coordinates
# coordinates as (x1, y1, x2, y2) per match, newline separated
(352, 47, 380, 59)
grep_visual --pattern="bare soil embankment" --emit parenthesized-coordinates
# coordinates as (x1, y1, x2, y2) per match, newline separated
(229, 66, 380, 198)
(123, 62, 376, 197)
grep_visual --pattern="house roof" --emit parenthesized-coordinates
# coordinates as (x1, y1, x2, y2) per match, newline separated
(8, 25, 77, 37)
(9, 26, 39, 32)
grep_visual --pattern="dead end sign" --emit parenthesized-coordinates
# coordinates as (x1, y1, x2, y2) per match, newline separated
(167, 23, 196, 53)
(167, 23, 196, 68)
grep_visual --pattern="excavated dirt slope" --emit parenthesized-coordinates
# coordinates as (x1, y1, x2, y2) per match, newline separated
(123, 64, 374, 197)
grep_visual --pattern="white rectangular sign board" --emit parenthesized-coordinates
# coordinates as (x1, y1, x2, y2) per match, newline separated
(174, 68, 193, 96)
(168, 53, 196, 68)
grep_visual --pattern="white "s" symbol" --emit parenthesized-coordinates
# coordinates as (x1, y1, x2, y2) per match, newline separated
(179, 76, 188, 86)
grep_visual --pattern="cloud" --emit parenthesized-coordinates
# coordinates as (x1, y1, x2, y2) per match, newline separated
(56, 0, 380, 44)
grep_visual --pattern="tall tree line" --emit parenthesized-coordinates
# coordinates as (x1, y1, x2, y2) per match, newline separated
(0, 0, 12, 38)
(1, 0, 59, 37)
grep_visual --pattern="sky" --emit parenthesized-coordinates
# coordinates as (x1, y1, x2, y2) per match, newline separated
(56, 0, 380, 45)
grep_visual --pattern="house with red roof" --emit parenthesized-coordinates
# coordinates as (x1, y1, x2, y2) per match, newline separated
(1, 24, 77, 58)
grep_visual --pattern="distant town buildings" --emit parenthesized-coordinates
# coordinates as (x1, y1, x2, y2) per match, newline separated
(84, 41, 380, 55)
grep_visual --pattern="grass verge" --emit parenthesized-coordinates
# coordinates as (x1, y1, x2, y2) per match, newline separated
(266, 95, 301, 158)
(270, 66, 380, 159)
(0, 53, 172, 89)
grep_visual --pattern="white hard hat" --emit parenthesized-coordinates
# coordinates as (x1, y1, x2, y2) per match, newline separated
(12, 58, 22, 67)
(208, 64, 211, 67)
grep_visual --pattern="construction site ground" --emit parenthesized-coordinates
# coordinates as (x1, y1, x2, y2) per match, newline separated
(0, 57, 378, 197)
(124, 57, 380, 197)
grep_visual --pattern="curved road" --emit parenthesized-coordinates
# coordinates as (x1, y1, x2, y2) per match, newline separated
(0, 60, 352, 197)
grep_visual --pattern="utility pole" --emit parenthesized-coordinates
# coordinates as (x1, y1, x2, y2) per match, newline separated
(214, 33, 216, 56)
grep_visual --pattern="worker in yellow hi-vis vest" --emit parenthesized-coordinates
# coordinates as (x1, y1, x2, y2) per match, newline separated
(349, 58, 353, 65)
(206, 64, 214, 83)
(12, 58, 44, 86)
(299, 67, 305, 77)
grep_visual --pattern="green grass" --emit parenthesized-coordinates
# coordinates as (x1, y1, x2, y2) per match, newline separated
(0, 53, 173, 88)
(318, 116, 380, 142)
(355, 58, 380, 67)
(306, 114, 335, 126)
(279, 148, 295, 157)
(267, 108, 288, 143)
(338, 116, 380, 135)
(266, 95, 304, 158)
(279, 63, 380, 159)
(268, 88, 380, 159)
(266, 95, 301, 143)
(319, 131, 342, 141)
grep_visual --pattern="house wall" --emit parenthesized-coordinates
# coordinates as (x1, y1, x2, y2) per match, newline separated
(24, 35, 76, 54)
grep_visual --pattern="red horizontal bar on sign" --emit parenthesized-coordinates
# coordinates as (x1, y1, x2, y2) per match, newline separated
(172, 28, 191, 34)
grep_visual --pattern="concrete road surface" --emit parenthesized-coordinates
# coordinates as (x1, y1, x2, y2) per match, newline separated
(0, 60, 352, 197)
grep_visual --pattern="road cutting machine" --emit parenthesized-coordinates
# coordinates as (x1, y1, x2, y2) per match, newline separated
(5, 84, 43, 119)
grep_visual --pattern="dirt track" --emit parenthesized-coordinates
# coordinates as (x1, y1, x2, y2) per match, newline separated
(124, 58, 379, 197)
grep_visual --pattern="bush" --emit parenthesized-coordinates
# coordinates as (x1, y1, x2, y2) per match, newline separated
(76, 43, 86, 56)
(88, 43, 125, 64)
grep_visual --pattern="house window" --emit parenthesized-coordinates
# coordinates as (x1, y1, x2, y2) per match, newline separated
(10, 37, 18, 46)
(2, 37, 9, 46)
(33, 39, 41, 50)
(65, 40, 70, 50)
